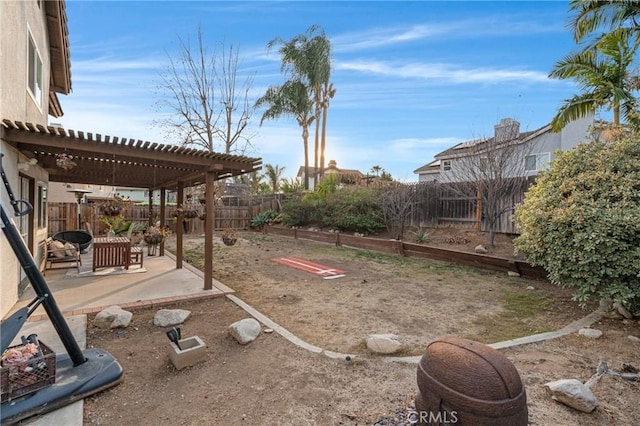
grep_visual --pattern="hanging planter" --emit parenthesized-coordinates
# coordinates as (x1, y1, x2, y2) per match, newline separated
(221, 228, 239, 246)
(100, 206, 122, 216)
(184, 210, 199, 219)
(55, 153, 77, 170)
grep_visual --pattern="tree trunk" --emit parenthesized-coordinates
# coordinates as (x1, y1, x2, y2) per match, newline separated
(303, 126, 310, 190)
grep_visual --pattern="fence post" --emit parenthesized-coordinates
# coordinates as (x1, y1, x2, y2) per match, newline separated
(335, 232, 341, 247)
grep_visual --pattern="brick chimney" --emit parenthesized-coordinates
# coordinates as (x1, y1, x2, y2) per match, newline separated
(494, 118, 520, 142)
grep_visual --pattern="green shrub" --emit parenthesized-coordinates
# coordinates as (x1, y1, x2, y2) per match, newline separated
(320, 187, 385, 234)
(411, 228, 431, 243)
(251, 210, 278, 230)
(514, 138, 640, 312)
(280, 194, 316, 227)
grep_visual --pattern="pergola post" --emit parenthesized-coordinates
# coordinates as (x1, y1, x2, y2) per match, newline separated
(176, 181, 184, 269)
(204, 171, 216, 290)
(159, 187, 166, 256)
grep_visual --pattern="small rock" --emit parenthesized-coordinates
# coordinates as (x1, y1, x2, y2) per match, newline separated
(603, 310, 624, 319)
(94, 306, 133, 329)
(229, 318, 261, 344)
(366, 334, 402, 354)
(614, 302, 634, 319)
(507, 271, 520, 277)
(154, 309, 191, 327)
(598, 298, 612, 312)
(264, 328, 274, 334)
(578, 328, 603, 339)
(474, 244, 488, 254)
(526, 286, 535, 290)
(545, 379, 598, 413)
(628, 335, 640, 343)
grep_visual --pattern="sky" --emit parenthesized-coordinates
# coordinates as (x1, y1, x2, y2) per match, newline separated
(56, 0, 587, 182)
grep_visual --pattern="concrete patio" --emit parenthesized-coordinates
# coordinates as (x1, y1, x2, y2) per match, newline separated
(9, 246, 233, 320)
(3, 246, 232, 425)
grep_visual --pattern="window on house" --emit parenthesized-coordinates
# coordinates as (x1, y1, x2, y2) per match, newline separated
(525, 153, 551, 171)
(37, 184, 47, 228)
(442, 160, 451, 172)
(28, 34, 43, 107)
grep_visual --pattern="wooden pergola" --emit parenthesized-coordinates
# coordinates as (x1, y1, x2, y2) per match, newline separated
(1, 119, 262, 290)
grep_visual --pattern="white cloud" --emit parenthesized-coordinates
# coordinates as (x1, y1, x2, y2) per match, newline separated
(336, 60, 550, 84)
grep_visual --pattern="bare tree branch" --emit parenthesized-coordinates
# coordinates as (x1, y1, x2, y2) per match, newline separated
(443, 119, 534, 247)
(154, 28, 256, 155)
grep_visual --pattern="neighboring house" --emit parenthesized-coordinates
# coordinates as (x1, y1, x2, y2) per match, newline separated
(414, 115, 596, 182)
(48, 182, 117, 204)
(0, 0, 71, 317)
(297, 160, 365, 188)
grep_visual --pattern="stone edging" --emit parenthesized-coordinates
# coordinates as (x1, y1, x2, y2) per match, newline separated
(225, 292, 604, 363)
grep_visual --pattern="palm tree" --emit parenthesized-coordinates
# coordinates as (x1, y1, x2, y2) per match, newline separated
(267, 26, 334, 187)
(568, 0, 640, 44)
(263, 164, 286, 193)
(319, 81, 336, 180)
(370, 165, 382, 177)
(549, 28, 640, 131)
(255, 80, 315, 189)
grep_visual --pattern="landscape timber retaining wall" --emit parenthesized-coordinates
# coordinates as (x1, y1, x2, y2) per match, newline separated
(263, 225, 548, 280)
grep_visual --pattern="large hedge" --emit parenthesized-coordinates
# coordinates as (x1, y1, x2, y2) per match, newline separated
(514, 138, 640, 312)
(279, 185, 385, 234)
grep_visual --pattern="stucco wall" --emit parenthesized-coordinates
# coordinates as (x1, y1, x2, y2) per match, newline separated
(0, 0, 50, 124)
(1, 1, 52, 319)
(0, 149, 21, 318)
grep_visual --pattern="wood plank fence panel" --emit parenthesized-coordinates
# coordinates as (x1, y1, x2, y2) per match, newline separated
(49, 195, 281, 237)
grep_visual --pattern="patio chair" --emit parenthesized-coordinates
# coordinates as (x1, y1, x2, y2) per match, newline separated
(44, 237, 81, 275)
(127, 225, 144, 268)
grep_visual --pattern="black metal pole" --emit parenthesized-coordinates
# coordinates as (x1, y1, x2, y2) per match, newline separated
(1, 155, 86, 366)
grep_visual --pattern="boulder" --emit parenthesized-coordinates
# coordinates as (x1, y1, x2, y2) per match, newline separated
(544, 379, 598, 413)
(229, 318, 261, 344)
(578, 328, 603, 339)
(474, 244, 488, 254)
(154, 309, 191, 327)
(366, 334, 402, 354)
(94, 306, 133, 329)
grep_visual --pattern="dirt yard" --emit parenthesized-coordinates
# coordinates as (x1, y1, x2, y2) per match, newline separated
(83, 229, 640, 425)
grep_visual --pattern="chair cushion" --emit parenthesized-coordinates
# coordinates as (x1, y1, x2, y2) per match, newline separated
(49, 240, 66, 258)
(64, 242, 77, 257)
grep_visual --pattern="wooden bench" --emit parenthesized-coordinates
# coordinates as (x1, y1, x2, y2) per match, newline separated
(44, 237, 81, 275)
(92, 237, 132, 272)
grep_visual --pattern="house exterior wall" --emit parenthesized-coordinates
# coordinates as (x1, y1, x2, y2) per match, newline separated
(429, 115, 595, 183)
(1, 0, 53, 318)
(1, 0, 51, 125)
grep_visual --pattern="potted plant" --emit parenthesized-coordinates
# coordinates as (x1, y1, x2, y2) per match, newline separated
(221, 228, 239, 246)
(143, 225, 171, 255)
(100, 214, 126, 239)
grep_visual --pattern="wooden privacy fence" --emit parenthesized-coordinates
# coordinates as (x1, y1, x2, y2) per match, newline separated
(264, 225, 547, 280)
(48, 194, 281, 236)
(407, 179, 533, 234)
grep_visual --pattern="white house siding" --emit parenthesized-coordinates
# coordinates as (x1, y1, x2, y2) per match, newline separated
(1, 1, 52, 318)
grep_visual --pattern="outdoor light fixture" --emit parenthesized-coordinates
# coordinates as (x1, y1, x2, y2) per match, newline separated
(17, 158, 38, 171)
